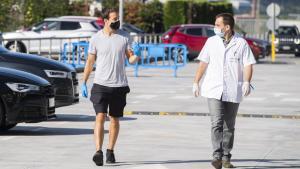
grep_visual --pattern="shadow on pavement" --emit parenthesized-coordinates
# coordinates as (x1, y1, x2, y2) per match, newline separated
(103, 159, 300, 168)
(0, 126, 106, 136)
(48, 114, 137, 122)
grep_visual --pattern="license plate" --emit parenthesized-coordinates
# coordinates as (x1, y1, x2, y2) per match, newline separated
(49, 97, 55, 107)
(283, 46, 291, 50)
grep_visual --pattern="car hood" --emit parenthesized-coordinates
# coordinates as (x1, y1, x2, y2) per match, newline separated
(0, 67, 50, 86)
(0, 46, 75, 72)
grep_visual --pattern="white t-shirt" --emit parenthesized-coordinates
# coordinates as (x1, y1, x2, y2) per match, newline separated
(88, 30, 131, 87)
(197, 34, 256, 103)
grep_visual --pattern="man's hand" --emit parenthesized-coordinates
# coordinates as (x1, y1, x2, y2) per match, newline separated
(193, 83, 200, 97)
(132, 42, 141, 56)
(81, 83, 88, 98)
(242, 82, 251, 96)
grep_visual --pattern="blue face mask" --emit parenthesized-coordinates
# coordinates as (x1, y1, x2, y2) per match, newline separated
(214, 27, 225, 38)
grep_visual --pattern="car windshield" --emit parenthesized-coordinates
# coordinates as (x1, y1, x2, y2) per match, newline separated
(276, 27, 299, 36)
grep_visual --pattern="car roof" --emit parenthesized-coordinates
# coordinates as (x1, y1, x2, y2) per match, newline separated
(174, 24, 214, 28)
(44, 17, 95, 22)
(59, 16, 98, 20)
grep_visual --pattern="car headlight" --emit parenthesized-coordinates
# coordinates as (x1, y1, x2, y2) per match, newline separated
(6, 83, 39, 93)
(294, 39, 300, 45)
(252, 41, 259, 46)
(44, 70, 68, 78)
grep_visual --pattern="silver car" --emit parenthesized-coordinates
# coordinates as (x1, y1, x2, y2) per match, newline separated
(2, 17, 100, 54)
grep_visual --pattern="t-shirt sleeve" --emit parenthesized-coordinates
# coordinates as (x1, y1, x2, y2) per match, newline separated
(196, 40, 210, 63)
(242, 42, 257, 66)
(88, 36, 96, 55)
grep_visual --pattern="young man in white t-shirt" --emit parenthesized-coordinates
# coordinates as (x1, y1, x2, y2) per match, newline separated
(81, 8, 139, 166)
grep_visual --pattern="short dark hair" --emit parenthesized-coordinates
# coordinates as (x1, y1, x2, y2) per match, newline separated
(102, 8, 118, 20)
(216, 13, 235, 30)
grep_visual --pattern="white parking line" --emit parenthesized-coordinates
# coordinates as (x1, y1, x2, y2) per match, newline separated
(273, 92, 290, 97)
(244, 97, 266, 101)
(0, 136, 17, 141)
(280, 98, 300, 102)
(134, 95, 158, 99)
(126, 164, 169, 169)
(170, 95, 194, 99)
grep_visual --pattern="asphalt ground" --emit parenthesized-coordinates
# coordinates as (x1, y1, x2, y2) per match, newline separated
(0, 54, 299, 169)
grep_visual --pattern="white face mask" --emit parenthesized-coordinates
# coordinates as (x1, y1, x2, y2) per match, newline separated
(214, 27, 225, 38)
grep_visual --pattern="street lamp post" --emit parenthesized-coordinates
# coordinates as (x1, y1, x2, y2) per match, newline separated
(119, 0, 123, 29)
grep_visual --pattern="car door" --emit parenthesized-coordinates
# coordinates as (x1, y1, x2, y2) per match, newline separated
(49, 21, 83, 52)
(183, 27, 207, 54)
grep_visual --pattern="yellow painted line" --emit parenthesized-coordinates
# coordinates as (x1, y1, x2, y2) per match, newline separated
(124, 111, 133, 115)
(124, 111, 300, 119)
(159, 112, 168, 115)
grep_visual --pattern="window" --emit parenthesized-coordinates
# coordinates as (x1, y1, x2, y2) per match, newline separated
(31, 21, 58, 31)
(60, 22, 81, 30)
(185, 28, 203, 36)
(206, 27, 215, 37)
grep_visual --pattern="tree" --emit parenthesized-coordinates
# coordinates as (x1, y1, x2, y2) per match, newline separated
(102, 0, 119, 10)
(163, 1, 186, 31)
(124, 1, 143, 26)
(139, 0, 164, 33)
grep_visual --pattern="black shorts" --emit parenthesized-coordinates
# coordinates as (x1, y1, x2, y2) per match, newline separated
(90, 84, 130, 117)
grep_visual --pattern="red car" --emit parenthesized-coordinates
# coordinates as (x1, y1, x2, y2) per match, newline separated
(162, 24, 261, 60)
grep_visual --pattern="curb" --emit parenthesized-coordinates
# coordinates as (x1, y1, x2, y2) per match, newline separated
(124, 111, 300, 119)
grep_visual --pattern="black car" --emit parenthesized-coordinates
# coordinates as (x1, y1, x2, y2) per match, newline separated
(0, 67, 55, 131)
(0, 46, 79, 108)
(275, 25, 300, 56)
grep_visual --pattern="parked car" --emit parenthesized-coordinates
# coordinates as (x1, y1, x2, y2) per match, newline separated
(162, 24, 261, 60)
(246, 37, 270, 58)
(275, 25, 300, 56)
(0, 67, 55, 131)
(0, 46, 79, 108)
(2, 17, 100, 53)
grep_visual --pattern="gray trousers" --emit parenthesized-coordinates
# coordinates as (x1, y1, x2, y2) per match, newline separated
(208, 98, 239, 161)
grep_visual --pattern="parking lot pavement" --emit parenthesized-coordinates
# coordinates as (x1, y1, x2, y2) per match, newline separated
(0, 111, 299, 169)
(77, 54, 300, 117)
(0, 54, 299, 169)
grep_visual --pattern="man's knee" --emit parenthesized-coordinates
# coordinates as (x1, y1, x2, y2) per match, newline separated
(109, 116, 120, 125)
(96, 113, 106, 123)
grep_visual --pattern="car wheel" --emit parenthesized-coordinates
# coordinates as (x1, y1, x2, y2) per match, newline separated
(171, 48, 184, 63)
(295, 52, 300, 57)
(2, 123, 17, 130)
(0, 101, 5, 129)
(0, 101, 17, 131)
(5, 41, 27, 53)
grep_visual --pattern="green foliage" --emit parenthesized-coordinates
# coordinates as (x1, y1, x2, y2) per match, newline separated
(0, 0, 86, 32)
(139, 0, 164, 33)
(191, 1, 233, 25)
(163, 1, 186, 31)
(102, 0, 119, 10)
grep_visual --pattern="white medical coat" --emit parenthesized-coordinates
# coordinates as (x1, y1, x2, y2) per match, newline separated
(197, 34, 256, 103)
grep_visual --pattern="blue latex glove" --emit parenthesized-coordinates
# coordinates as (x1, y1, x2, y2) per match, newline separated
(81, 83, 88, 98)
(131, 42, 141, 56)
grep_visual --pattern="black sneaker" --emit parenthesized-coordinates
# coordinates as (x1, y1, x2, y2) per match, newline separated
(106, 149, 116, 163)
(93, 150, 103, 166)
(211, 158, 222, 169)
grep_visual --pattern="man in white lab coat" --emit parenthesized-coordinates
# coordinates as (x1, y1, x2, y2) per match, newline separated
(193, 13, 256, 169)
